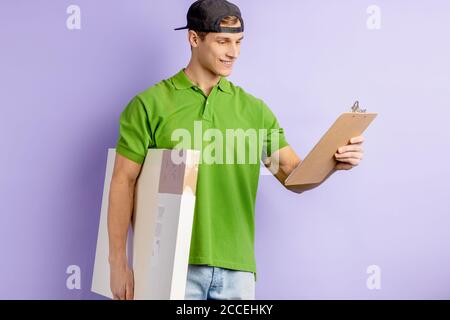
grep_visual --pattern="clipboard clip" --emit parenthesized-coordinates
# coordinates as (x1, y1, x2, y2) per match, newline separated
(351, 101, 366, 113)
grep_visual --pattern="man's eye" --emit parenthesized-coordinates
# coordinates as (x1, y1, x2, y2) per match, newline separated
(218, 41, 226, 45)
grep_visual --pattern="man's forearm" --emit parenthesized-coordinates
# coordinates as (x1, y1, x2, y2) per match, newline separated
(264, 146, 301, 185)
(107, 177, 136, 265)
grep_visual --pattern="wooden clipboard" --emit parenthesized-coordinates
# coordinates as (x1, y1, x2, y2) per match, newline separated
(284, 109, 378, 192)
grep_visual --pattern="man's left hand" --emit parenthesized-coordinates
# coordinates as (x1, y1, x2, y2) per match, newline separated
(334, 135, 365, 170)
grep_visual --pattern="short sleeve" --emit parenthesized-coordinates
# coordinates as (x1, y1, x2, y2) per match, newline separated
(261, 100, 289, 158)
(115, 95, 153, 164)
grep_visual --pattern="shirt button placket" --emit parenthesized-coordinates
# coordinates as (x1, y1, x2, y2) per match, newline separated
(202, 98, 212, 121)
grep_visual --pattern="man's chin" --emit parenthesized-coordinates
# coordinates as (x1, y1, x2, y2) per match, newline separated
(216, 68, 232, 77)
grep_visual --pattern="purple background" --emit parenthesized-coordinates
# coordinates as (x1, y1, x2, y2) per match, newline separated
(1, 0, 449, 299)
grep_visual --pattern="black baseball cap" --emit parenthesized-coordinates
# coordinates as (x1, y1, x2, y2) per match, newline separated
(174, 0, 244, 33)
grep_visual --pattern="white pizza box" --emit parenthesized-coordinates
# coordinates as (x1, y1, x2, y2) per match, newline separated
(91, 148, 200, 300)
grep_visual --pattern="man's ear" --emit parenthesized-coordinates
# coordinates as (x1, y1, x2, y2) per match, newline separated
(188, 30, 199, 48)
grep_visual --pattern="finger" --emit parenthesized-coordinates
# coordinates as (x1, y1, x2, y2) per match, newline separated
(335, 152, 363, 160)
(125, 288, 131, 300)
(337, 158, 360, 166)
(350, 136, 364, 144)
(116, 287, 126, 300)
(335, 163, 353, 170)
(125, 281, 134, 300)
(113, 293, 124, 300)
(338, 145, 363, 153)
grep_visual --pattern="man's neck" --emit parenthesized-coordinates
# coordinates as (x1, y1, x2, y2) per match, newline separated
(184, 62, 221, 96)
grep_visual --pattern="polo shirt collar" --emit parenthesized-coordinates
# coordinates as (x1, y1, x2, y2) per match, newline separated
(217, 76, 232, 94)
(171, 69, 232, 94)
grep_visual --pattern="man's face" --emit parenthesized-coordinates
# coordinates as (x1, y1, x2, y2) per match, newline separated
(193, 23, 244, 77)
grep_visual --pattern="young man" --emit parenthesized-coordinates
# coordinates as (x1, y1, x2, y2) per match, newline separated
(107, 0, 365, 300)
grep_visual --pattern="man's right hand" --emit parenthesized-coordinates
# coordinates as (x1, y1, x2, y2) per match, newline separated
(110, 260, 134, 300)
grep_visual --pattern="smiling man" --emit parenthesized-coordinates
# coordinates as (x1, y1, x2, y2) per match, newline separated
(107, 0, 365, 300)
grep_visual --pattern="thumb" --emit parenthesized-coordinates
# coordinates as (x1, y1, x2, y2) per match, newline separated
(125, 271, 134, 300)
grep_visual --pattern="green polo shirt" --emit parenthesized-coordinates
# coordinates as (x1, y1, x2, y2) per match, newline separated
(116, 69, 289, 281)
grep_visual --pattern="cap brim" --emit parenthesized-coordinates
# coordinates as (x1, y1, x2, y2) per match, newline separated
(174, 26, 189, 30)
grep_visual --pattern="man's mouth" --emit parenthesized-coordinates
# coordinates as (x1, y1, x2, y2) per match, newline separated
(219, 59, 233, 67)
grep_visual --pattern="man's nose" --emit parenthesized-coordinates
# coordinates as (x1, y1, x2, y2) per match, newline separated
(227, 44, 239, 59)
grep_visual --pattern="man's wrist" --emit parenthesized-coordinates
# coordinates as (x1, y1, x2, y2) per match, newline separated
(108, 253, 128, 266)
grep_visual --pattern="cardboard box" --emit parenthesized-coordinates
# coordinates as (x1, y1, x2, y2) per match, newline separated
(91, 148, 200, 299)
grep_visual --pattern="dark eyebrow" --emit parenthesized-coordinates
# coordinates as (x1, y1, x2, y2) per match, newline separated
(215, 36, 244, 41)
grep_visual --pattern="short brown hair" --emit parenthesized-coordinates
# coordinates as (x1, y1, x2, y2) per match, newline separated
(191, 15, 240, 41)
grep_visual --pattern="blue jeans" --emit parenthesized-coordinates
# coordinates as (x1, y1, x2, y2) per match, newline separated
(184, 264, 256, 300)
